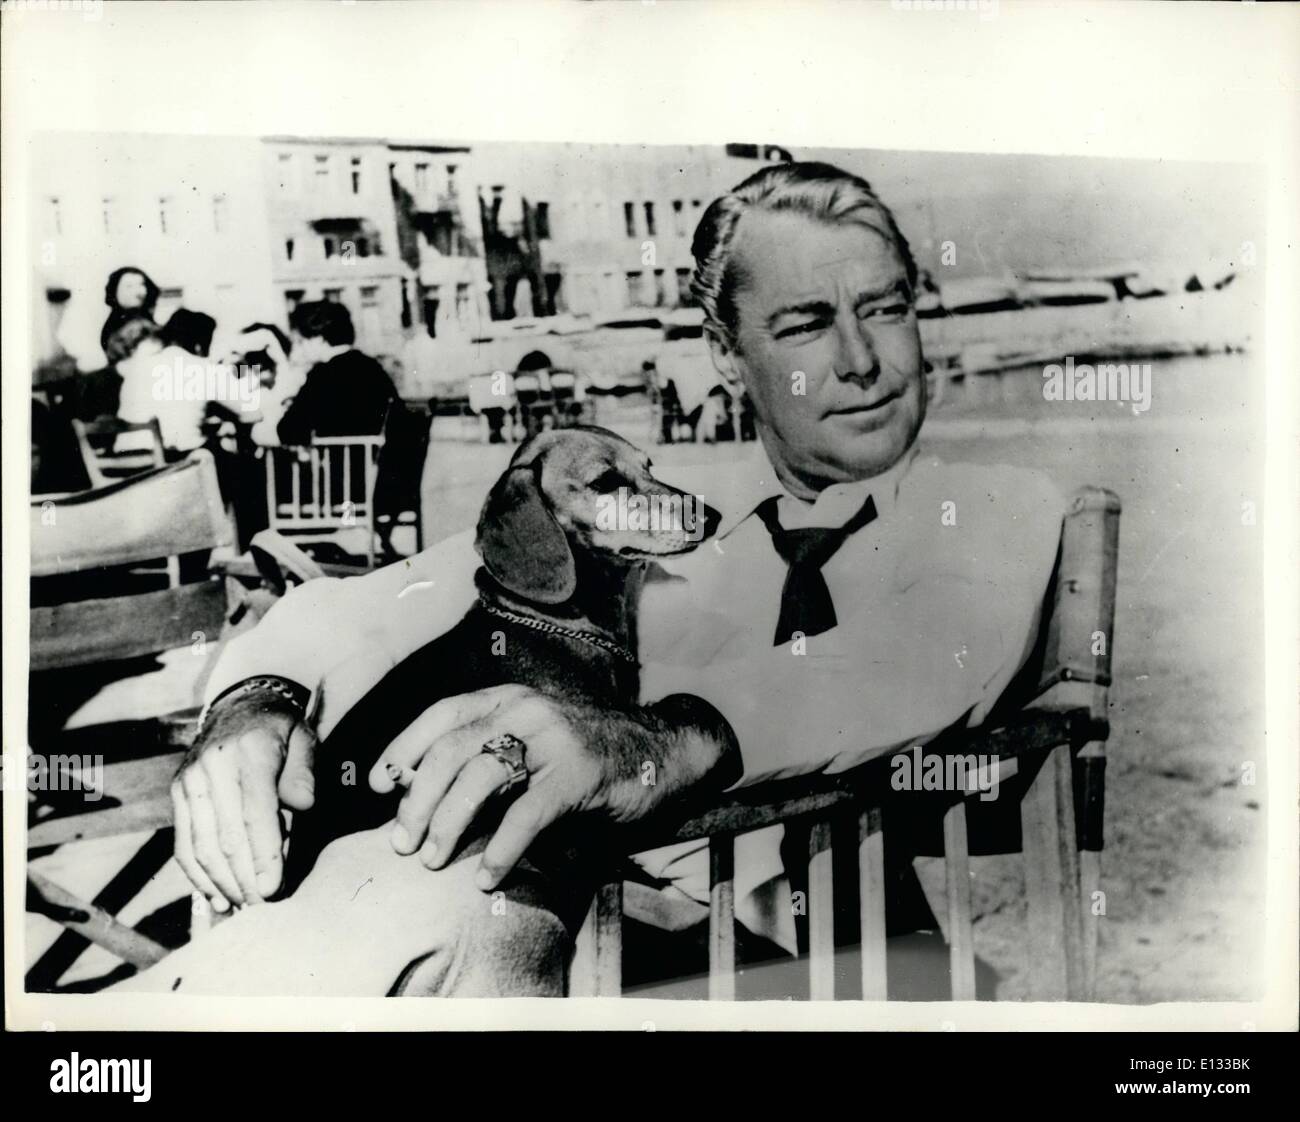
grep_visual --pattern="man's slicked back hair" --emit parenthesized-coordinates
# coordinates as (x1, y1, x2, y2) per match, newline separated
(690, 161, 918, 346)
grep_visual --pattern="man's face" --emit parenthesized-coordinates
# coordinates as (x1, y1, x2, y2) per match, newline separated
(115, 271, 148, 310)
(714, 209, 925, 492)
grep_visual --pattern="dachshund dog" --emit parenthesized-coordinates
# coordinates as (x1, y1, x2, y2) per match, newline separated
(282, 425, 723, 900)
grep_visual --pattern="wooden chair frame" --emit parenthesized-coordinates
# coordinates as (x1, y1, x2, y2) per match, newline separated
(264, 435, 385, 570)
(27, 452, 235, 985)
(70, 417, 167, 489)
(570, 486, 1121, 1000)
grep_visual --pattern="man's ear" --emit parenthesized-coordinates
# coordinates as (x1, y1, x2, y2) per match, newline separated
(476, 463, 576, 604)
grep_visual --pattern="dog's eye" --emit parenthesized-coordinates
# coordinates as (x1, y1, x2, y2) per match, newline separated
(588, 469, 624, 493)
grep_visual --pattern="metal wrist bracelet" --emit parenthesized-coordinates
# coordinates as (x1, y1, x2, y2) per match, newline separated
(198, 676, 311, 736)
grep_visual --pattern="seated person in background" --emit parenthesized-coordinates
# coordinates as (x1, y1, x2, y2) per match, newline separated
(276, 301, 397, 446)
(117, 309, 259, 457)
(99, 266, 160, 357)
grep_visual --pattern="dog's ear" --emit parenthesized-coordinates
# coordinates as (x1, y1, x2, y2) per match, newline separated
(476, 462, 576, 604)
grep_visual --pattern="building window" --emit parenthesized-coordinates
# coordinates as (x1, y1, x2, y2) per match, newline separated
(623, 202, 636, 238)
(213, 194, 229, 234)
(359, 285, 381, 345)
(643, 202, 656, 237)
(355, 236, 370, 258)
(654, 268, 668, 307)
(313, 154, 331, 194)
(322, 288, 344, 304)
(676, 267, 693, 305)
(415, 162, 430, 196)
(323, 237, 336, 259)
(277, 153, 296, 195)
(285, 238, 295, 262)
(672, 199, 685, 237)
(535, 201, 551, 240)
(691, 199, 702, 214)
(285, 289, 305, 319)
(446, 164, 458, 197)
(422, 285, 440, 338)
(158, 196, 172, 236)
(101, 197, 114, 235)
(456, 282, 471, 321)
(626, 270, 648, 307)
(350, 156, 363, 195)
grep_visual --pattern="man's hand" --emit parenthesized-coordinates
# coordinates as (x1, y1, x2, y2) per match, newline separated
(369, 684, 739, 892)
(172, 686, 318, 911)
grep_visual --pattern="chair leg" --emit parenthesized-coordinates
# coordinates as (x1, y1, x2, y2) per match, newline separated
(27, 869, 169, 973)
(1020, 743, 1086, 999)
(570, 880, 623, 996)
(858, 805, 888, 1000)
(709, 836, 736, 1001)
(1076, 745, 1107, 1001)
(943, 800, 977, 1000)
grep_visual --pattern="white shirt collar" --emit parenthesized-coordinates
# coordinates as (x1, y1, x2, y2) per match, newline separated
(715, 442, 919, 539)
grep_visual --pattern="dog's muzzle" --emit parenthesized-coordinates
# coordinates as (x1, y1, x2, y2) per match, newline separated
(481, 733, 529, 793)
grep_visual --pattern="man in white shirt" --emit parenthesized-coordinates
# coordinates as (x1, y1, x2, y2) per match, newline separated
(125, 161, 1063, 996)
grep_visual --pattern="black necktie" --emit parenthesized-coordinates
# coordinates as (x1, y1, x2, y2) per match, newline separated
(755, 492, 878, 645)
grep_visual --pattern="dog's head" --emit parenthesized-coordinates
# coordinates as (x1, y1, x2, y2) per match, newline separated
(476, 426, 721, 604)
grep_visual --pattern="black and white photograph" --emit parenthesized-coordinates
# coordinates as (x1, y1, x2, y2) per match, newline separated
(4, 0, 1296, 1054)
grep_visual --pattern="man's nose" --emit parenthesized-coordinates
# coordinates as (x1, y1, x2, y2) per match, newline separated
(832, 316, 879, 383)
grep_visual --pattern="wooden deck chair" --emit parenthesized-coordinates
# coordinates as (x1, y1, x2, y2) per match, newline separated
(71, 417, 166, 489)
(264, 434, 385, 570)
(23, 526, 371, 989)
(569, 486, 1120, 1001)
(26, 452, 234, 987)
(467, 372, 517, 443)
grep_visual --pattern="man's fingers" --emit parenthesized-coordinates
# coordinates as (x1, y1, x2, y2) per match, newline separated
(181, 768, 245, 907)
(278, 721, 317, 811)
(171, 781, 229, 911)
(477, 786, 563, 891)
(391, 726, 484, 854)
(370, 685, 525, 793)
(419, 754, 517, 870)
(240, 764, 286, 899)
(202, 758, 265, 904)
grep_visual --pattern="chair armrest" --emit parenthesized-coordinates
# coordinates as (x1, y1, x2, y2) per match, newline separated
(624, 709, 1096, 849)
(248, 529, 327, 590)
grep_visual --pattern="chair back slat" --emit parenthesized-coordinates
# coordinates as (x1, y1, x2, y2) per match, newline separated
(942, 802, 977, 999)
(858, 806, 889, 999)
(31, 451, 231, 578)
(807, 820, 837, 999)
(265, 435, 385, 567)
(573, 881, 623, 997)
(71, 417, 166, 488)
(31, 581, 226, 673)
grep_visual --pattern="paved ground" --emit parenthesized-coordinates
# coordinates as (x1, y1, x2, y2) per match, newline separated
(30, 352, 1267, 1001)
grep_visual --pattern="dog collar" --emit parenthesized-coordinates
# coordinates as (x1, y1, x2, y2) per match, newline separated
(477, 595, 639, 664)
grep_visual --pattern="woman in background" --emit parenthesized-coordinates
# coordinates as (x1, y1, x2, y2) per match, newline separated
(99, 266, 160, 355)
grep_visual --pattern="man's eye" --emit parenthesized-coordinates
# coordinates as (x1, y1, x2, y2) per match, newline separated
(860, 303, 912, 321)
(775, 319, 826, 340)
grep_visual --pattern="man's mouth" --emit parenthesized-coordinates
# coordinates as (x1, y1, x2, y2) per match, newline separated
(826, 388, 902, 417)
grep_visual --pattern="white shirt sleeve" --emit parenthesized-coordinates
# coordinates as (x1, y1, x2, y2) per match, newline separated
(204, 530, 482, 738)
